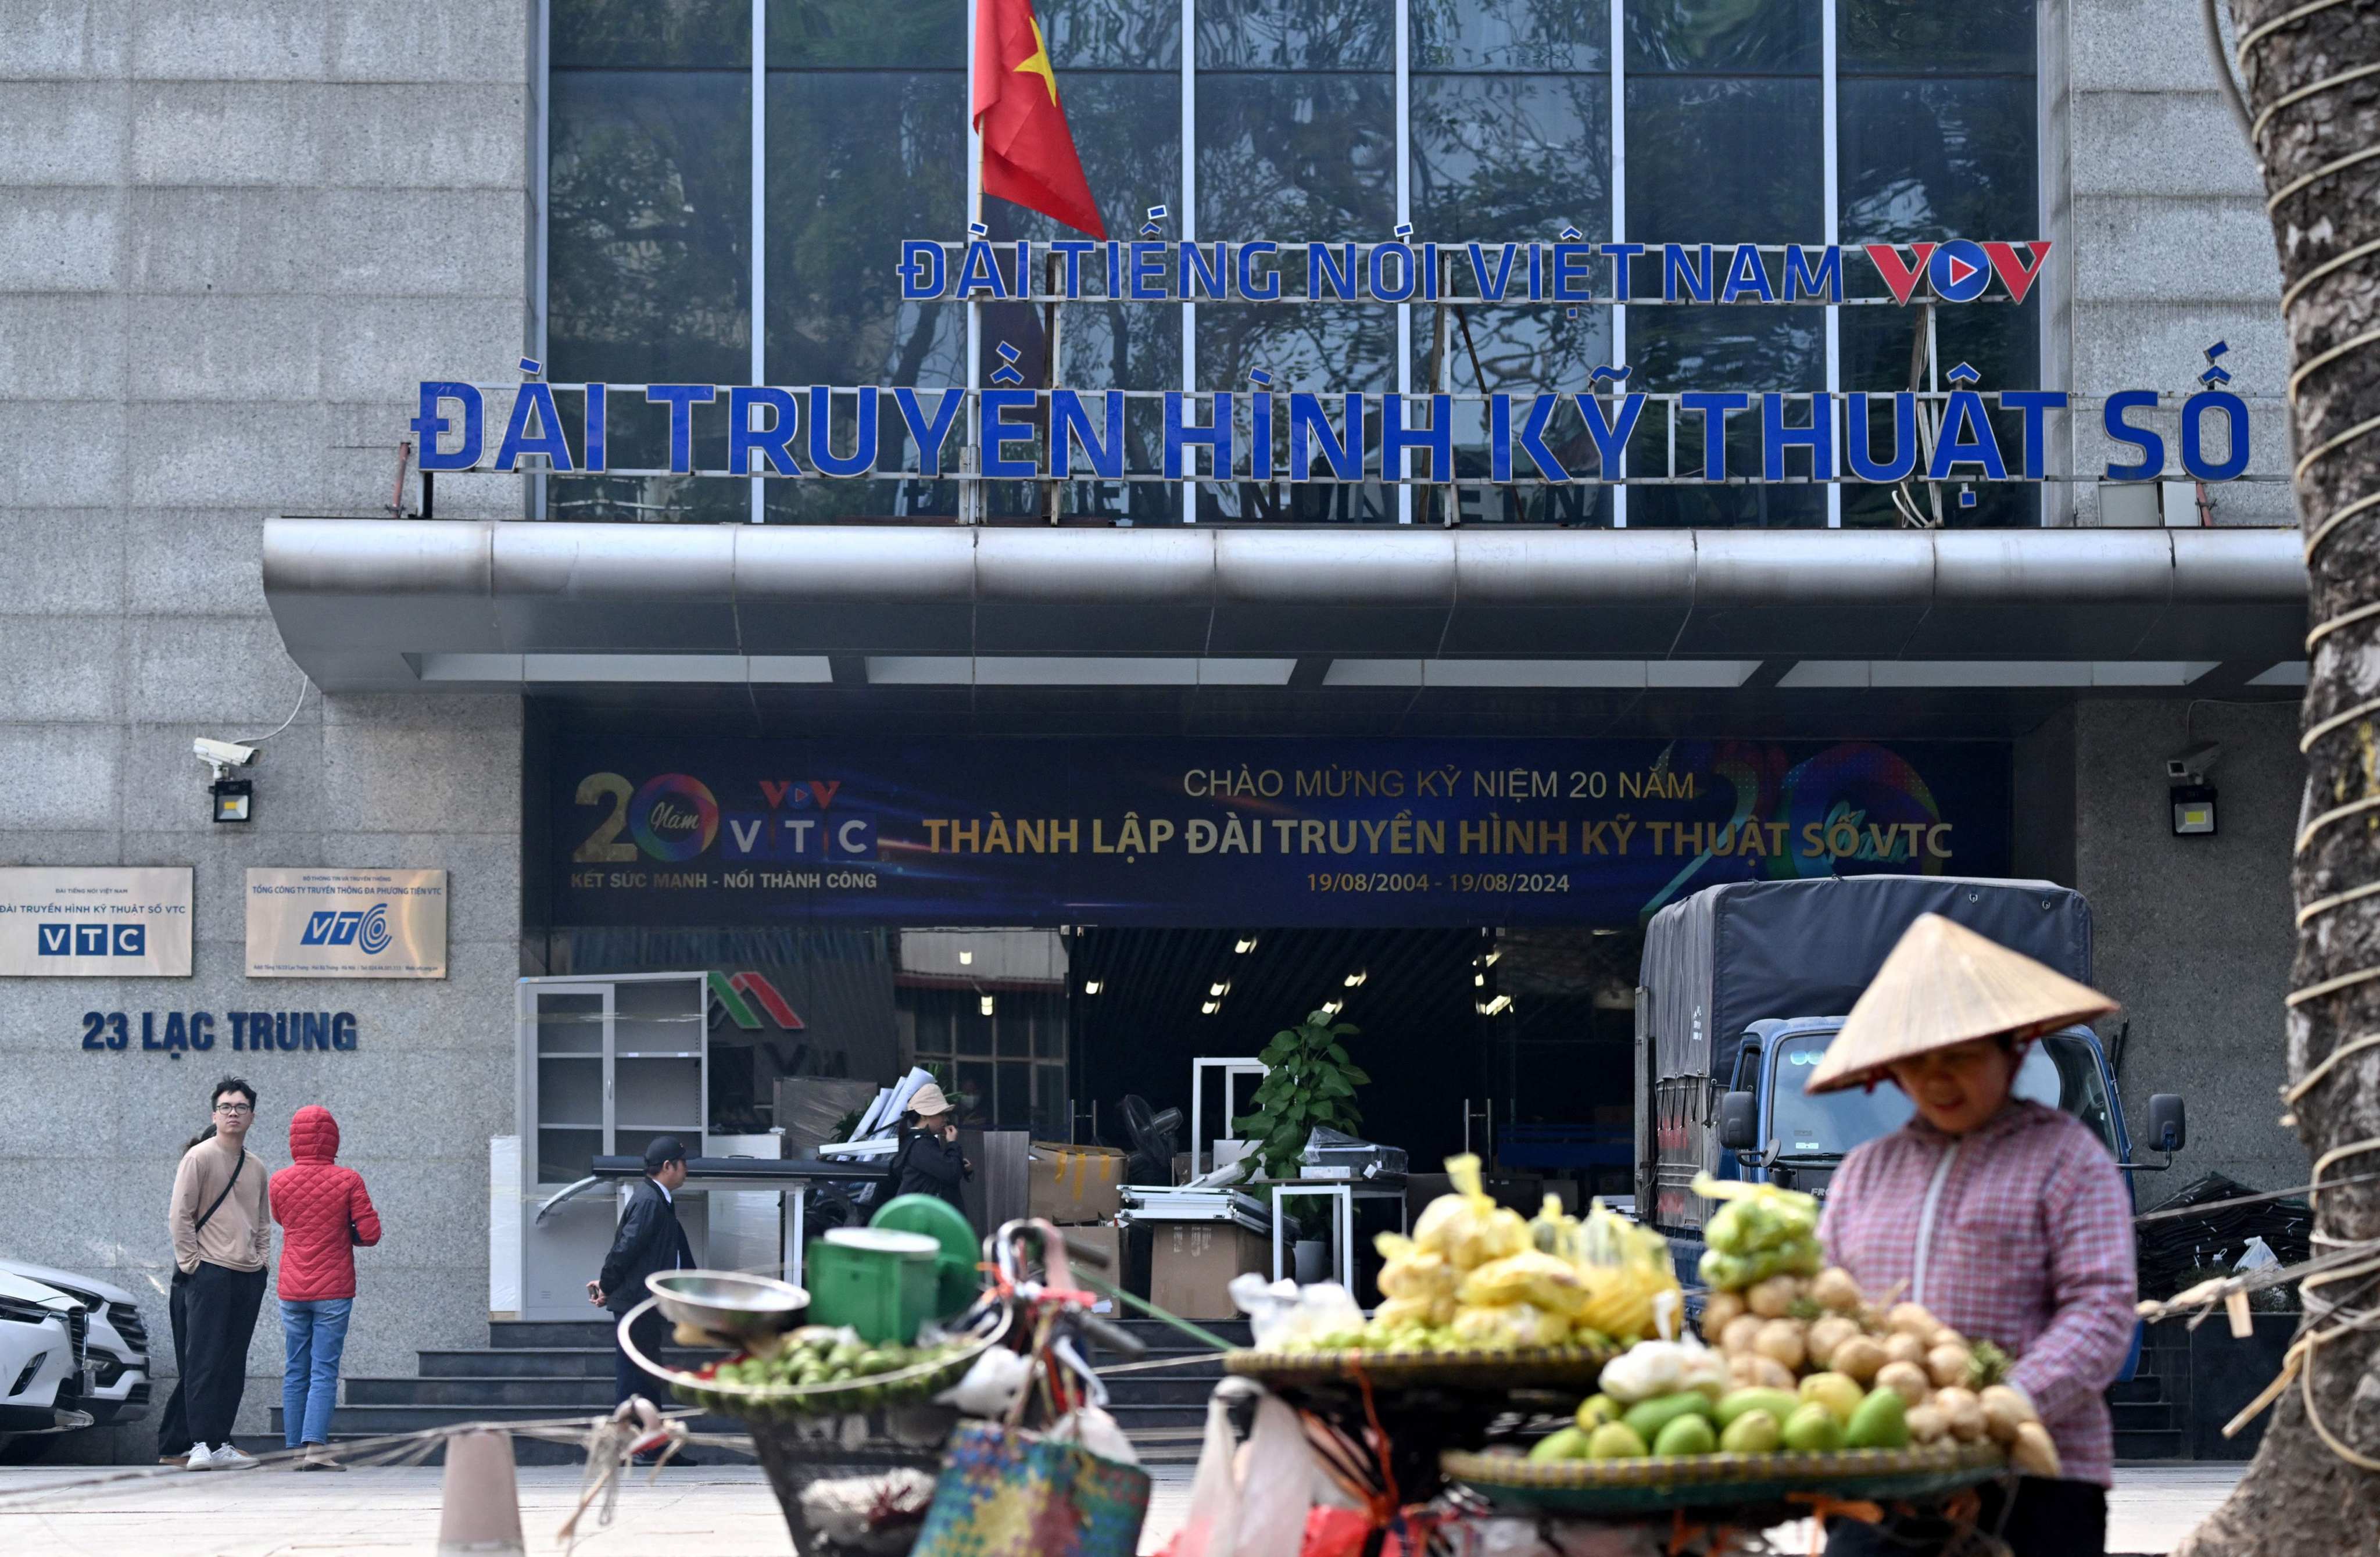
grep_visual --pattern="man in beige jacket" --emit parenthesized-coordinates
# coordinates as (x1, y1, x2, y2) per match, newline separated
(166, 1078, 272, 1470)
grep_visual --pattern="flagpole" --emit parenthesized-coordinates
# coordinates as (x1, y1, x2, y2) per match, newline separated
(964, 0, 984, 525)
(1043, 248, 1062, 524)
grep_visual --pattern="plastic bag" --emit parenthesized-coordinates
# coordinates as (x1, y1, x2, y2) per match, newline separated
(1050, 1405, 1141, 1467)
(1230, 1273, 1365, 1351)
(1450, 1301, 1569, 1350)
(1373, 1233, 1458, 1305)
(1413, 1154, 1530, 1272)
(1456, 1250, 1591, 1318)
(1697, 1239, 1821, 1291)
(935, 1344, 1033, 1417)
(1164, 1379, 1319, 1557)
(1691, 1173, 1820, 1256)
(1572, 1200, 1684, 1344)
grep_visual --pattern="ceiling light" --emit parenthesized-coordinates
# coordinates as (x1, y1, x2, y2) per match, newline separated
(1483, 994, 1512, 1016)
(1344, 971, 1366, 987)
(1082, 980, 1101, 995)
(1201, 1000, 1220, 1015)
(1235, 936, 1257, 954)
(1474, 972, 1485, 987)
(979, 994, 994, 1016)
(959, 950, 974, 965)
(1483, 950, 1501, 966)
(1321, 998, 1343, 1016)
(1209, 981, 1228, 997)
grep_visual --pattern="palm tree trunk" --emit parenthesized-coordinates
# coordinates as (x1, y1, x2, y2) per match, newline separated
(2174, 5, 2380, 1551)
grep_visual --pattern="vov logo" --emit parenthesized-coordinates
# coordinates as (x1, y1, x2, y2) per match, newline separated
(299, 903, 393, 955)
(37, 923, 147, 957)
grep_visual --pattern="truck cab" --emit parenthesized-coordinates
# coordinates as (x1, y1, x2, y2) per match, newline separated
(1633, 875, 2186, 1287)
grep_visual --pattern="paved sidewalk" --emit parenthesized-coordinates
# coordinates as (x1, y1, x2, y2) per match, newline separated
(0, 1460, 2241, 1555)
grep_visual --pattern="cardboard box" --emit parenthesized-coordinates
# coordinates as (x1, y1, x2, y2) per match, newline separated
(1150, 1223, 1270, 1319)
(1028, 1141, 1128, 1224)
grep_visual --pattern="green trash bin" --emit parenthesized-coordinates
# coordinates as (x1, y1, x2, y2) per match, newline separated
(803, 1228, 940, 1345)
(871, 1193, 983, 1318)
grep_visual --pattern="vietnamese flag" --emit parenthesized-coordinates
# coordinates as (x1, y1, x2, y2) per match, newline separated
(973, 0, 1107, 239)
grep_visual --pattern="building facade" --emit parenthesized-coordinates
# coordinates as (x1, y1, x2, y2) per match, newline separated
(0, 0, 2307, 1457)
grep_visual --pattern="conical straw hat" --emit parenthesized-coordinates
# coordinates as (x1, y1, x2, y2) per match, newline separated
(1803, 913, 2117, 1094)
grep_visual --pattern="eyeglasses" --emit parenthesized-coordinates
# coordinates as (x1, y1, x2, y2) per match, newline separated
(213, 1103, 254, 1115)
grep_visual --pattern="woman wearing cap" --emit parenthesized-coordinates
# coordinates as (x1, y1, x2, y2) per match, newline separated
(1810, 915, 2138, 1557)
(889, 1083, 971, 1214)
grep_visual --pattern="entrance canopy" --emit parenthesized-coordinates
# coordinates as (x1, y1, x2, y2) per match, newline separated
(262, 521, 2306, 735)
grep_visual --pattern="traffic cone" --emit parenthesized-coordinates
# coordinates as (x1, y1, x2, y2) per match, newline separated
(436, 1430, 525, 1556)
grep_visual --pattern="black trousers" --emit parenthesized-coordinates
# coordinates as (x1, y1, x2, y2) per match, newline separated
(181, 1262, 267, 1449)
(1825, 1476, 2107, 1557)
(155, 1269, 193, 1457)
(612, 1305, 669, 1410)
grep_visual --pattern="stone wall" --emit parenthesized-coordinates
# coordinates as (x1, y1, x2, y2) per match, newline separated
(0, 1, 529, 1458)
(2059, 0, 2292, 525)
(2073, 700, 2304, 1194)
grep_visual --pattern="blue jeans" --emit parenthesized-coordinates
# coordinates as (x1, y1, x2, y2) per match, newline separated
(279, 1298, 352, 1448)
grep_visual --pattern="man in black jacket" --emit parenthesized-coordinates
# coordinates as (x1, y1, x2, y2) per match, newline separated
(587, 1136, 696, 1445)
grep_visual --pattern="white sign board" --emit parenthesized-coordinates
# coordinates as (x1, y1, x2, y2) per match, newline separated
(246, 867, 448, 979)
(0, 867, 193, 977)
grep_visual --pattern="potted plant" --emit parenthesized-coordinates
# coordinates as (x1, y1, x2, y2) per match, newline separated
(1233, 1011, 1369, 1282)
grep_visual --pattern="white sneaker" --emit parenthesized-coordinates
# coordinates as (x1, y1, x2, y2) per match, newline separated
(182, 1444, 217, 1470)
(206, 1444, 259, 1469)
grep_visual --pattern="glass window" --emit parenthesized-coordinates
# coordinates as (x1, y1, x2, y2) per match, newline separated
(1768, 1033, 1912, 1154)
(557, 0, 751, 67)
(545, 0, 2041, 528)
(1840, 0, 2034, 75)
(1627, 0, 1821, 74)
(1197, 0, 1395, 70)
(1411, 0, 1607, 72)
(547, 70, 751, 522)
(767, 0, 962, 69)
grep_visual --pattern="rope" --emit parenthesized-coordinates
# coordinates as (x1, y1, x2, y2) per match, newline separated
(2288, 325, 2380, 399)
(2291, 794, 2380, 856)
(2252, 61, 2380, 143)
(2294, 693, 2380, 751)
(2285, 1032, 2380, 1104)
(2236, 0, 2364, 63)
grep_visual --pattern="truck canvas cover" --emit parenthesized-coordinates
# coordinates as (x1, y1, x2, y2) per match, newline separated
(1641, 875, 2092, 1081)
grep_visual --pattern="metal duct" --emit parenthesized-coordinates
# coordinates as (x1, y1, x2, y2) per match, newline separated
(260, 520, 2309, 692)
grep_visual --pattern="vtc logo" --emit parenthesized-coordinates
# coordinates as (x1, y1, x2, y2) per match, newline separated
(300, 903, 393, 955)
(37, 924, 147, 957)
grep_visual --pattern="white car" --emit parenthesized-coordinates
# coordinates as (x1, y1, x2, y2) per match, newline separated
(0, 1269, 90, 1450)
(0, 1260, 151, 1429)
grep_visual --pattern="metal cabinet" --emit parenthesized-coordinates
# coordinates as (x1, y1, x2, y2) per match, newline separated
(514, 973, 708, 1319)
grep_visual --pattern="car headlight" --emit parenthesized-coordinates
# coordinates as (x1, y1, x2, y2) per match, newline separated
(0, 1295, 62, 1326)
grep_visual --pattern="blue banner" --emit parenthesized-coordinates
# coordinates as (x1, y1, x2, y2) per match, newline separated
(550, 738, 2012, 928)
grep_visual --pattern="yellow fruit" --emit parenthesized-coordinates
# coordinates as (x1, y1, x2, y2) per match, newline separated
(1798, 1372, 1864, 1424)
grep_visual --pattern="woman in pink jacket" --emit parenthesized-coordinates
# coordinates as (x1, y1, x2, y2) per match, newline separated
(268, 1106, 382, 1470)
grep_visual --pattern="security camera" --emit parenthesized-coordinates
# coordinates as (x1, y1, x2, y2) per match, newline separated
(2166, 740, 2222, 783)
(193, 738, 258, 781)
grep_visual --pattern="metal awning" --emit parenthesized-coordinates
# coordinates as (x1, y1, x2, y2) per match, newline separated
(263, 521, 2307, 698)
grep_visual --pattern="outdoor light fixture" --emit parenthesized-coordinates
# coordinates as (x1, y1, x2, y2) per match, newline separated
(2167, 742, 2221, 837)
(959, 950, 974, 965)
(1083, 980, 1101, 995)
(195, 737, 258, 824)
(979, 994, 994, 1016)
(1234, 936, 1257, 953)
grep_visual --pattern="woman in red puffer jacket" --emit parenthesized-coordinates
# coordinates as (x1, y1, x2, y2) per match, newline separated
(269, 1106, 381, 1469)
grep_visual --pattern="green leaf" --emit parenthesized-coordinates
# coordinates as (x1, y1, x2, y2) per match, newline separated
(1341, 1065, 1371, 1087)
(1318, 1072, 1354, 1098)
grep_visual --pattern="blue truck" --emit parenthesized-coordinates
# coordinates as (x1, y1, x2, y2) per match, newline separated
(1632, 875, 2186, 1287)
